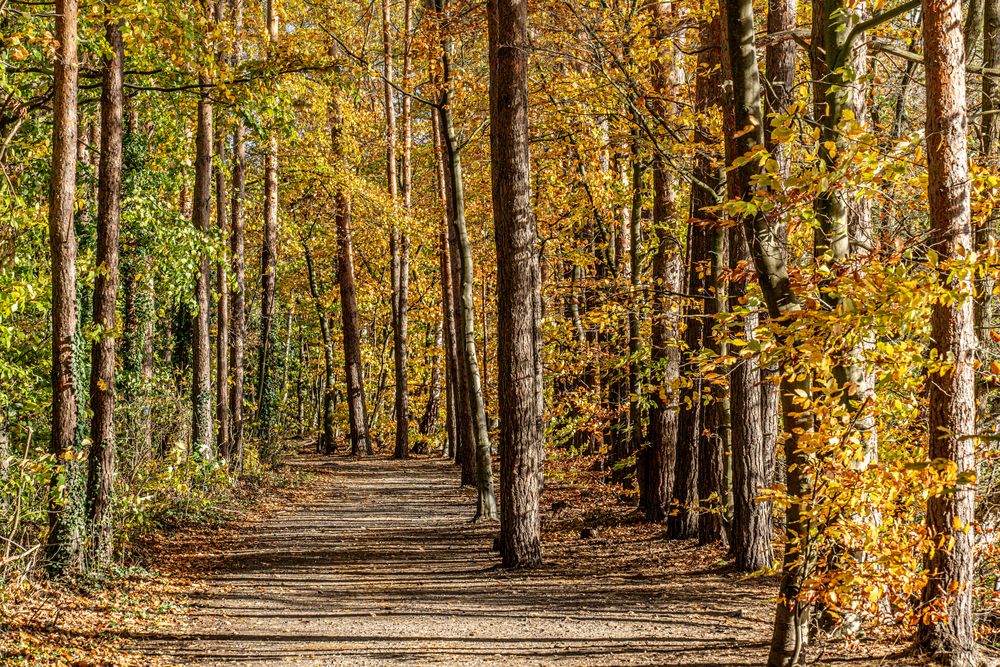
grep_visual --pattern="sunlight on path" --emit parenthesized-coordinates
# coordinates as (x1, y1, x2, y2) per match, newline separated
(137, 456, 914, 666)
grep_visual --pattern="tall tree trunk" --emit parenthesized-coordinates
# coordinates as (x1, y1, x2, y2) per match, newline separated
(305, 242, 337, 454)
(257, 0, 280, 446)
(85, 11, 123, 569)
(916, 0, 977, 662)
(432, 108, 460, 460)
(762, 0, 796, 470)
(46, 0, 82, 576)
(668, 15, 720, 541)
(640, 0, 683, 523)
(978, 0, 999, 346)
(715, 0, 813, 659)
(437, 12, 497, 514)
(382, 0, 410, 460)
(228, 0, 246, 472)
(728, 223, 770, 570)
(330, 86, 373, 456)
(215, 133, 230, 462)
(191, 68, 214, 459)
(489, 0, 543, 564)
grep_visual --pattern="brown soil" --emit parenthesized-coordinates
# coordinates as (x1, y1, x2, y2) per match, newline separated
(136, 454, 926, 666)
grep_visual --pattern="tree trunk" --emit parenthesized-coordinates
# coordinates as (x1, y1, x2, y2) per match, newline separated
(639, 0, 683, 524)
(668, 15, 720, 541)
(257, 0, 280, 446)
(330, 87, 373, 456)
(85, 11, 123, 569)
(382, 0, 410, 460)
(437, 15, 497, 514)
(227, 0, 247, 472)
(46, 0, 82, 576)
(305, 243, 338, 454)
(432, 108, 460, 460)
(488, 0, 543, 564)
(215, 133, 231, 462)
(728, 223, 771, 571)
(916, 0, 977, 662)
(191, 70, 214, 460)
(419, 320, 444, 438)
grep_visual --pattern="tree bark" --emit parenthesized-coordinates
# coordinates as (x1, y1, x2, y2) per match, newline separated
(228, 0, 247, 472)
(489, 0, 543, 564)
(215, 133, 231, 462)
(916, 0, 977, 662)
(437, 14, 497, 515)
(432, 108, 460, 460)
(257, 0, 280, 445)
(85, 10, 123, 569)
(191, 70, 214, 459)
(382, 0, 410, 460)
(330, 86, 373, 456)
(640, 0, 683, 523)
(668, 17, 721, 540)
(305, 242, 338, 454)
(46, 0, 82, 576)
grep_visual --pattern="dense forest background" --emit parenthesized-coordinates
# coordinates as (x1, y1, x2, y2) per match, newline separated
(1, 0, 999, 664)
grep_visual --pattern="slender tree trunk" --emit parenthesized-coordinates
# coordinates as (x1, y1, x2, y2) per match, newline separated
(762, 0, 796, 470)
(437, 17, 496, 512)
(916, 0, 977, 662)
(257, 0, 280, 445)
(305, 243, 337, 454)
(46, 0, 82, 576)
(668, 16, 720, 540)
(488, 0, 543, 563)
(215, 133, 231, 462)
(382, 0, 410, 460)
(191, 69, 214, 459)
(433, 109, 460, 460)
(639, 0, 683, 523)
(228, 0, 246, 471)
(85, 11, 123, 568)
(330, 86, 372, 456)
(419, 320, 443, 437)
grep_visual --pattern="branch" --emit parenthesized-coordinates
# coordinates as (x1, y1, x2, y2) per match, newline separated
(839, 0, 921, 67)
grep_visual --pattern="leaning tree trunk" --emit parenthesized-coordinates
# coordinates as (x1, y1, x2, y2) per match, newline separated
(432, 108, 460, 460)
(46, 0, 82, 576)
(85, 11, 123, 569)
(916, 0, 977, 663)
(488, 0, 543, 566)
(715, 0, 813, 661)
(437, 11, 497, 515)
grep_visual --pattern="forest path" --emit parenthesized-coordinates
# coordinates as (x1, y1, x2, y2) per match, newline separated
(140, 454, 905, 666)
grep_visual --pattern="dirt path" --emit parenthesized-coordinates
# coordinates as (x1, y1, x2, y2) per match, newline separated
(139, 455, 912, 666)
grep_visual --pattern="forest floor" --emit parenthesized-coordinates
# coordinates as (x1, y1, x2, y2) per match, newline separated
(125, 451, 930, 667)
